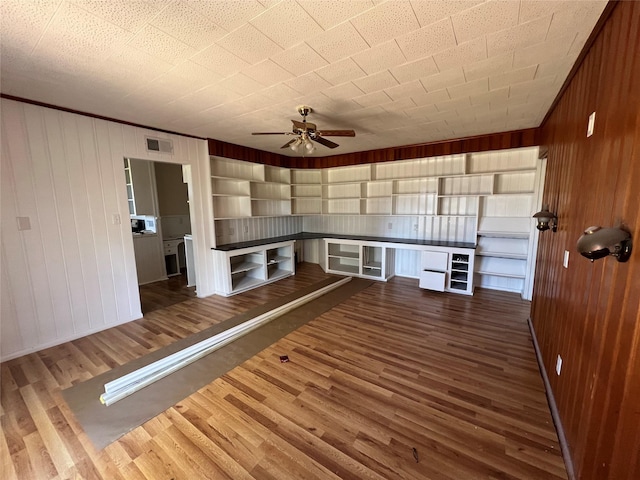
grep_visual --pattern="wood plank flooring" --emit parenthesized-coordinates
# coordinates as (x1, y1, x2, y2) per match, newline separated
(139, 271, 196, 314)
(1, 263, 566, 480)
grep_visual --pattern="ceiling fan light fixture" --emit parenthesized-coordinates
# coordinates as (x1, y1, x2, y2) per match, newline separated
(290, 137, 303, 152)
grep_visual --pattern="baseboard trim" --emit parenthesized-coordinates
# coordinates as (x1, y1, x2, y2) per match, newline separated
(527, 317, 576, 480)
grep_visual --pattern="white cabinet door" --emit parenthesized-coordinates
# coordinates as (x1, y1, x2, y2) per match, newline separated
(421, 250, 448, 271)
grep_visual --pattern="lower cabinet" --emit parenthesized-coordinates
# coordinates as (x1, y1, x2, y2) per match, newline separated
(213, 240, 295, 296)
(323, 239, 475, 295)
(325, 239, 395, 281)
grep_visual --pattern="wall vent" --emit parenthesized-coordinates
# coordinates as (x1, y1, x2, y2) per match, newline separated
(146, 136, 173, 154)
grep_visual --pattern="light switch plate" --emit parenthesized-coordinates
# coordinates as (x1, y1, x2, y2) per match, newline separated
(16, 216, 31, 231)
(587, 112, 596, 137)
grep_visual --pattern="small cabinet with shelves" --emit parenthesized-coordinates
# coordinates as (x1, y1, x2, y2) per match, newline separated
(213, 240, 295, 296)
(325, 239, 395, 281)
(450, 253, 471, 293)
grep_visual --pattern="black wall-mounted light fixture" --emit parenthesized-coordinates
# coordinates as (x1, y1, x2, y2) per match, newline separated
(533, 206, 558, 232)
(576, 226, 633, 262)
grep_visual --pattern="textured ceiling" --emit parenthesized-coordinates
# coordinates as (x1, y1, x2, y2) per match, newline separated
(1, 0, 607, 156)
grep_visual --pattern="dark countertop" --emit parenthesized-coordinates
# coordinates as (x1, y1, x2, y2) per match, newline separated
(213, 232, 476, 251)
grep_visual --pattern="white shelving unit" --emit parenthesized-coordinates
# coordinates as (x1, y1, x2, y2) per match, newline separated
(209, 147, 541, 299)
(325, 239, 395, 281)
(213, 240, 295, 296)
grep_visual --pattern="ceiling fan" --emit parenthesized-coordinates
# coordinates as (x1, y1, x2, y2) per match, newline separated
(252, 105, 355, 154)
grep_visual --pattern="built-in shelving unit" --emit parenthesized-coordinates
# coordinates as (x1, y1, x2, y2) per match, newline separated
(213, 240, 295, 296)
(209, 147, 541, 299)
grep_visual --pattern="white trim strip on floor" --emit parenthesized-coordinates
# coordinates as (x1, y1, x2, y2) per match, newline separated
(100, 277, 352, 406)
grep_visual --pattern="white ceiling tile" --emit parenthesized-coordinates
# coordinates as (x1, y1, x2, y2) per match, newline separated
(486, 15, 552, 57)
(489, 65, 537, 90)
(433, 36, 487, 72)
(381, 97, 416, 112)
(149, 2, 228, 49)
(190, 44, 250, 77)
(168, 61, 224, 87)
(323, 82, 366, 100)
(351, 40, 406, 75)
(384, 79, 426, 101)
(353, 70, 398, 93)
(396, 18, 457, 61)
(72, 0, 165, 33)
(127, 24, 197, 65)
(420, 67, 466, 92)
(315, 57, 367, 86)
(260, 83, 302, 101)
(187, 0, 267, 31)
(410, 0, 484, 28)
(271, 43, 329, 75)
(535, 57, 575, 81)
(404, 103, 439, 120)
(216, 24, 283, 65)
(353, 90, 392, 108)
(243, 60, 294, 87)
(509, 75, 557, 98)
(251, 1, 324, 49)
(390, 57, 439, 84)
(307, 22, 370, 62)
(297, 0, 375, 30)
(518, 0, 562, 24)
(447, 77, 488, 99)
(351, 0, 420, 46)
(411, 89, 451, 106)
(451, 0, 519, 44)
(546, 1, 608, 40)
(0, 0, 60, 52)
(464, 53, 513, 81)
(35, 2, 133, 59)
(469, 86, 509, 106)
(284, 72, 333, 95)
(512, 34, 574, 69)
(218, 73, 266, 96)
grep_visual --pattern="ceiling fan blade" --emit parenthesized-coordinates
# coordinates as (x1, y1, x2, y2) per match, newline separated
(252, 132, 292, 135)
(291, 119, 317, 131)
(280, 139, 297, 149)
(312, 136, 339, 149)
(316, 129, 356, 137)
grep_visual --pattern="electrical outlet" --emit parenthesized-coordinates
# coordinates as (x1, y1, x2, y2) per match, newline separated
(228, 227, 234, 236)
(556, 355, 563, 375)
(413, 224, 418, 232)
(587, 112, 596, 137)
(16, 216, 31, 231)
(244, 225, 248, 233)
(563, 250, 570, 269)
(112, 214, 121, 225)
(387, 222, 393, 230)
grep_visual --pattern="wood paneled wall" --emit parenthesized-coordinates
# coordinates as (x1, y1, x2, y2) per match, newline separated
(208, 129, 539, 168)
(531, 2, 640, 479)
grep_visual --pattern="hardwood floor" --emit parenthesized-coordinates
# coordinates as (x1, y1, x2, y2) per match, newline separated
(139, 271, 197, 314)
(1, 263, 566, 480)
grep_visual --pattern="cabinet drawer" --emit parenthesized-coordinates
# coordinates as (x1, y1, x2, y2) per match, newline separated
(164, 247, 176, 255)
(421, 251, 448, 271)
(419, 270, 446, 292)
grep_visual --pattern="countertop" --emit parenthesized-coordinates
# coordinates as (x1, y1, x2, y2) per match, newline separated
(213, 232, 476, 252)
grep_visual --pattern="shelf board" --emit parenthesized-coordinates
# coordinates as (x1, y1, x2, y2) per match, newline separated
(477, 231, 529, 239)
(230, 261, 262, 274)
(328, 252, 359, 259)
(363, 261, 382, 269)
(231, 275, 264, 292)
(476, 251, 528, 259)
(328, 264, 360, 274)
(251, 197, 290, 201)
(267, 255, 290, 265)
(212, 193, 250, 197)
(476, 270, 526, 279)
(267, 268, 292, 281)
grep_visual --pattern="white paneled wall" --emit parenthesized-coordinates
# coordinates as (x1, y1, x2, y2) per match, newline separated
(215, 216, 303, 245)
(0, 99, 212, 361)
